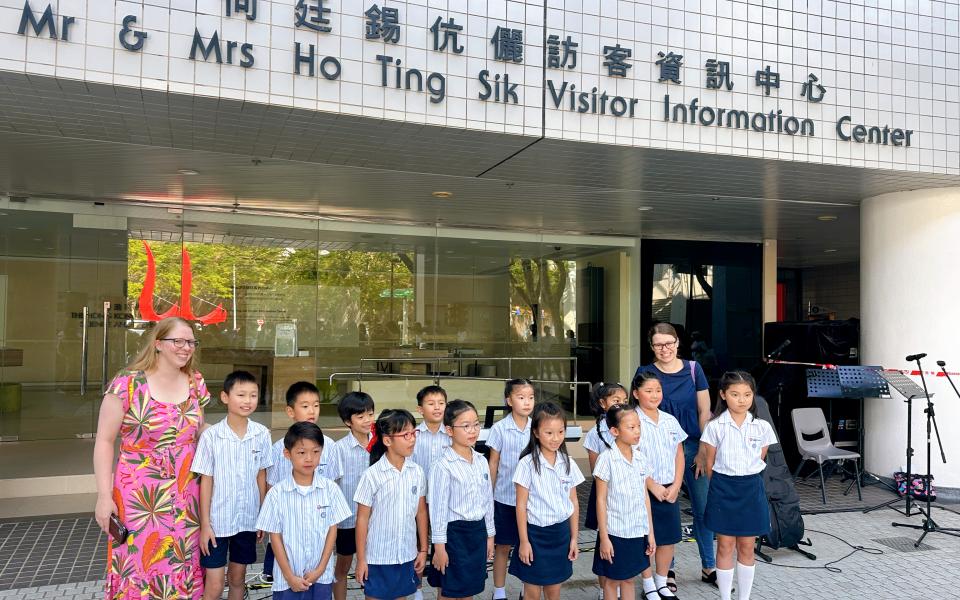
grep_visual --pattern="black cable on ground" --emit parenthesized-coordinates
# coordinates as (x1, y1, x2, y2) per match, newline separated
(758, 529, 884, 574)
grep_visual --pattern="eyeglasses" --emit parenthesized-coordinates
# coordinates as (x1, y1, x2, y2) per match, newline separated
(387, 430, 420, 442)
(450, 422, 482, 432)
(651, 341, 677, 351)
(160, 338, 200, 349)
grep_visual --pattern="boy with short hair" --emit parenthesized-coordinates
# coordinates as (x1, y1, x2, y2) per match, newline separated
(325, 391, 376, 600)
(411, 384, 451, 478)
(193, 370, 273, 600)
(256, 422, 351, 600)
(260, 381, 336, 585)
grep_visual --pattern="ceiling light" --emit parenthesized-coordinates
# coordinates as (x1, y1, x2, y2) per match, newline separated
(637, 206, 654, 211)
(32, 237, 42, 242)
(432, 191, 453, 199)
(817, 215, 839, 221)
(177, 169, 199, 176)
(824, 248, 838, 253)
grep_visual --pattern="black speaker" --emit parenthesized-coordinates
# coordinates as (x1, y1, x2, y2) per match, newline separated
(756, 320, 860, 468)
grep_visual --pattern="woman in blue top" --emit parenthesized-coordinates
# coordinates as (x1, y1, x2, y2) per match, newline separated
(636, 322, 715, 592)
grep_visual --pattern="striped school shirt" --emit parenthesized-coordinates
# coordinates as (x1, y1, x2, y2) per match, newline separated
(191, 418, 273, 537)
(592, 446, 651, 538)
(635, 408, 688, 484)
(583, 420, 613, 455)
(487, 414, 532, 506)
(427, 447, 496, 543)
(266, 434, 336, 486)
(255, 474, 351, 590)
(411, 421, 451, 482)
(512, 451, 585, 528)
(353, 455, 427, 565)
(324, 432, 371, 529)
(701, 411, 778, 476)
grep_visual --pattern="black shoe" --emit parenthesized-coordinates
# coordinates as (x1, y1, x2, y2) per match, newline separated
(701, 569, 717, 588)
(657, 587, 678, 599)
(666, 569, 677, 592)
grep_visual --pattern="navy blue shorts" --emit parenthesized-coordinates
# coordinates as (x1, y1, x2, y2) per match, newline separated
(439, 519, 488, 598)
(364, 561, 419, 599)
(335, 527, 356, 556)
(649, 490, 683, 545)
(199, 531, 257, 569)
(592, 535, 649, 581)
(494, 501, 519, 546)
(272, 583, 332, 600)
(705, 472, 770, 537)
(508, 520, 572, 586)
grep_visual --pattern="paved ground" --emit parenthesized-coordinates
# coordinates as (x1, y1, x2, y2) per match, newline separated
(3, 503, 959, 599)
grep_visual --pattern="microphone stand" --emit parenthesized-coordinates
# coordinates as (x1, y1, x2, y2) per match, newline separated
(891, 357, 960, 546)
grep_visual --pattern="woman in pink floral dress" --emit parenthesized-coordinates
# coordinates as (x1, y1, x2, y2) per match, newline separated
(94, 317, 210, 599)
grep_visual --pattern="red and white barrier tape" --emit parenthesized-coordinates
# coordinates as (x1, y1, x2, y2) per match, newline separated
(764, 358, 960, 377)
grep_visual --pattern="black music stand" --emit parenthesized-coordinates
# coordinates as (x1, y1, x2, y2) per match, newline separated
(862, 371, 930, 516)
(836, 366, 897, 493)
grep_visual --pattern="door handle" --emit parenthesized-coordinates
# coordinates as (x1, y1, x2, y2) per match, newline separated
(102, 301, 110, 394)
(80, 306, 89, 395)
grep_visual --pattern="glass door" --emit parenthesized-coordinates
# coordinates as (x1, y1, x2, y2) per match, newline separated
(0, 201, 130, 441)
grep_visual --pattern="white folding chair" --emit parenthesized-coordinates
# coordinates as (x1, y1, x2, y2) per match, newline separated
(791, 407, 862, 504)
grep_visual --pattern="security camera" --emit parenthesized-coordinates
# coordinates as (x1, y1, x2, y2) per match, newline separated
(553, 245, 562, 251)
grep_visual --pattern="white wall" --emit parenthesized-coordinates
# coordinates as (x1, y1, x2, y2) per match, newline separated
(861, 187, 960, 488)
(0, 0, 953, 173)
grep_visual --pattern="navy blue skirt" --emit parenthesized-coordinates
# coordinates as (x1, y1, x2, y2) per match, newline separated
(649, 490, 682, 545)
(494, 501, 520, 546)
(438, 519, 488, 597)
(705, 472, 770, 537)
(508, 520, 573, 586)
(364, 561, 419, 599)
(584, 479, 598, 530)
(273, 583, 332, 600)
(592, 534, 649, 581)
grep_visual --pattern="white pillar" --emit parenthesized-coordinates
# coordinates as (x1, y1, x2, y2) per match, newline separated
(861, 188, 960, 489)
(762, 239, 778, 326)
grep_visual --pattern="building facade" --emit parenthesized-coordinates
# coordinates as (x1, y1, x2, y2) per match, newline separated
(0, 0, 959, 498)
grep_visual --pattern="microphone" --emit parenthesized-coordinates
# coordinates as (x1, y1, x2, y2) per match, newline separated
(937, 360, 946, 367)
(767, 339, 792, 359)
(905, 353, 927, 362)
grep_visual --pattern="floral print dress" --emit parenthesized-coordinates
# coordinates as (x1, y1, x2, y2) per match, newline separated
(105, 370, 210, 599)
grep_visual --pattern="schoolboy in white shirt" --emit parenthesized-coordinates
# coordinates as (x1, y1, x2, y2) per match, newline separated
(193, 370, 273, 600)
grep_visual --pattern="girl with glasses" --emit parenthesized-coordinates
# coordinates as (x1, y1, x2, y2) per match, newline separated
(354, 410, 428, 600)
(427, 400, 496, 600)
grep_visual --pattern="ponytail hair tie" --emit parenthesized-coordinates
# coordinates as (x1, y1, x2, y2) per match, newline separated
(366, 422, 378, 453)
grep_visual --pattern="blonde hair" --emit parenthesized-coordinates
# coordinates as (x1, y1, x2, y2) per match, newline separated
(126, 317, 199, 375)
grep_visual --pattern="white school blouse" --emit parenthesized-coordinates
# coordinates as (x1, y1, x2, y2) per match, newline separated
(486, 414, 532, 506)
(427, 447, 496, 543)
(353, 455, 427, 565)
(512, 451, 585, 528)
(592, 446, 650, 539)
(191, 418, 273, 537)
(325, 433, 370, 528)
(700, 411, 778, 476)
(635, 408, 688, 485)
(255, 475, 351, 590)
(582, 420, 613, 455)
(266, 434, 336, 486)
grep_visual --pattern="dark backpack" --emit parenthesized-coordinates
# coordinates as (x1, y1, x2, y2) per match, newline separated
(754, 395, 805, 549)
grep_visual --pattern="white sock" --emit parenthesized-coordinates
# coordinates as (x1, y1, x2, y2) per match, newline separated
(493, 586, 507, 599)
(736, 562, 756, 600)
(642, 576, 656, 596)
(716, 567, 735, 600)
(653, 573, 675, 596)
